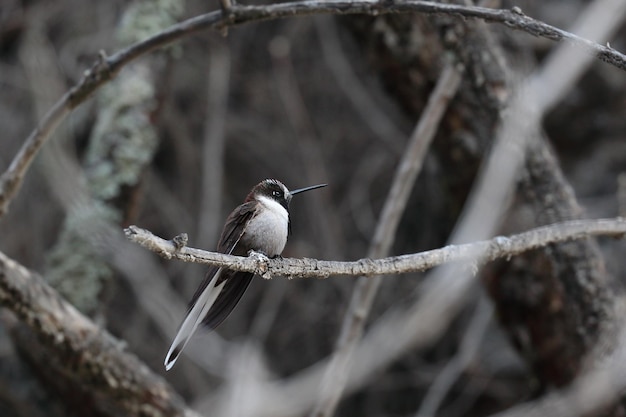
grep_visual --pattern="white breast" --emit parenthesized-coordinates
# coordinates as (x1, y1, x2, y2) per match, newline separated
(243, 195, 289, 257)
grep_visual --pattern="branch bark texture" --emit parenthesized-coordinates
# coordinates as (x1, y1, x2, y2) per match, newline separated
(0, 251, 199, 417)
(125, 218, 626, 279)
(486, 136, 616, 387)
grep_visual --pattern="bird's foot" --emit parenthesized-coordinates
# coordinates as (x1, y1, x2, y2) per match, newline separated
(248, 250, 272, 279)
(248, 249, 269, 258)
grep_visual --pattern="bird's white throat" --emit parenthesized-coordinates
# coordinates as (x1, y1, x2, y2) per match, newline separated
(243, 195, 289, 256)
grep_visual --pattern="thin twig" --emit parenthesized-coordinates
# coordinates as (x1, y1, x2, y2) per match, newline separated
(270, 34, 342, 258)
(315, 16, 405, 154)
(2, 0, 626, 216)
(125, 217, 626, 279)
(197, 45, 230, 249)
(415, 298, 493, 417)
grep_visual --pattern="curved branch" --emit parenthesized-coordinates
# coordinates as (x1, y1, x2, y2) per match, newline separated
(125, 217, 626, 279)
(2, 0, 625, 216)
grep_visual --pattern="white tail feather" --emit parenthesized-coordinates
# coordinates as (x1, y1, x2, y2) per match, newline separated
(164, 269, 226, 371)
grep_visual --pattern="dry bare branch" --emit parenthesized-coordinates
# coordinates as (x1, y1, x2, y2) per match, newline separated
(0, 250, 201, 417)
(125, 218, 626, 279)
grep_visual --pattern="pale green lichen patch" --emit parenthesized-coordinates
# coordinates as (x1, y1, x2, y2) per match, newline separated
(45, 0, 185, 319)
(45, 203, 120, 316)
(117, 0, 184, 45)
(86, 66, 159, 201)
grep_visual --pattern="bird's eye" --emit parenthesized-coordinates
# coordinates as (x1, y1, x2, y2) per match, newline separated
(272, 190, 282, 198)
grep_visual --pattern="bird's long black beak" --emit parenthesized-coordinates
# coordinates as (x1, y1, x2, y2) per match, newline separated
(289, 183, 327, 196)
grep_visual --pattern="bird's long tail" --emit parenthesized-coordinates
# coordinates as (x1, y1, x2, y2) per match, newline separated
(164, 269, 226, 371)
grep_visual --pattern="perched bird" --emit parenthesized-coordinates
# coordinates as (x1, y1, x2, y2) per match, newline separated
(164, 179, 327, 370)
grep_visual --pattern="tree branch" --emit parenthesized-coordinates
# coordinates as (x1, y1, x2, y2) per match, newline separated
(0, 251, 201, 417)
(1, 0, 625, 216)
(125, 218, 626, 279)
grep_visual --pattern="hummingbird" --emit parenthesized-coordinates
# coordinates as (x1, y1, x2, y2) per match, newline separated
(164, 178, 327, 370)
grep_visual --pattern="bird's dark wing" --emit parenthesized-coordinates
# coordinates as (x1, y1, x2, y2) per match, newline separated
(164, 202, 257, 370)
(185, 201, 257, 310)
(217, 201, 257, 254)
(195, 201, 258, 328)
